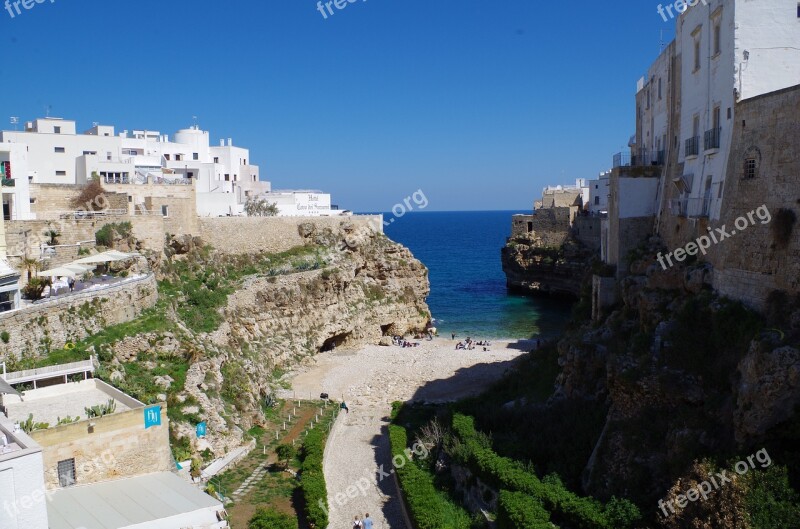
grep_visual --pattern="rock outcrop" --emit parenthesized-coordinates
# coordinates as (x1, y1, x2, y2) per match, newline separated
(501, 237, 595, 298)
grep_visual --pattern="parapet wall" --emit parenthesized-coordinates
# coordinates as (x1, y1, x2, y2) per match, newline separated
(0, 274, 158, 359)
(197, 215, 384, 254)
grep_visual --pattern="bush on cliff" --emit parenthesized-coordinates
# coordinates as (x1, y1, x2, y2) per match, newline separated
(496, 490, 551, 529)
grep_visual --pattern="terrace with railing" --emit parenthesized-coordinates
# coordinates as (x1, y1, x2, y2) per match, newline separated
(685, 136, 700, 157)
(704, 127, 721, 151)
(612, 149, 665, 168)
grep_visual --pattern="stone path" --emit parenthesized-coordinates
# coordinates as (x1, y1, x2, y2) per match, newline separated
(284, 338, 531, 529)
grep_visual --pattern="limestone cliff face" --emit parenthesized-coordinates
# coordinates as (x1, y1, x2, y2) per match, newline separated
(548, 236, 800, 513)
(211, 230, 430, 364)
(501, 236, 594, 297)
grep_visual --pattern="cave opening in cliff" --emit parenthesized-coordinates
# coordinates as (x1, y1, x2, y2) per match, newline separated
(381, 324, 396, 336)
(321, 332, 352, 352)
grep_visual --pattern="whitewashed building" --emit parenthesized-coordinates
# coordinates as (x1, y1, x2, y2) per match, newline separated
(0, 417, 49, 529)
(674, 0, 800, 221)
(0, 118, 271, 217)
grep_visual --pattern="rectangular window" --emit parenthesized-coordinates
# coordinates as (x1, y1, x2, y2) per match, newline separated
(57, 459, 76, 487)
(213, 157, 219, 163)
(193, 153, 199, 160)
(713, 106, 721, 129)
(54, 126, 61, 134)
(164, 154, 171, 161)
(83, 151, 96, 156)
(744, 158, 757, 179)
(161, 205, 169, 217)
(693, 115, 700, 137)
(56, 170, 67, 176)
(224, 174, 230, 181)
(797, 2, 800, 17)
(713, 23, 721, 55)
(175, 154, 182, 161)
(694, 38, 701, 71)
(54, 147, 65, 153)
(658, 78, 662, 100)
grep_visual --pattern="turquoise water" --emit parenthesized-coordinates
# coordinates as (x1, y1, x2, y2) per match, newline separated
(382, 211, 573, 340)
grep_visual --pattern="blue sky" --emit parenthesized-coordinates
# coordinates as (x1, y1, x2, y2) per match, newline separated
(0, 0, 675, 212)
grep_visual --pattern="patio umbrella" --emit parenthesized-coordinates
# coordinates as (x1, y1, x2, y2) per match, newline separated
(37, 264, 94, 278)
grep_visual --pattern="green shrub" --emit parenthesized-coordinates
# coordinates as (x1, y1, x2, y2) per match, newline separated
(248, 508, 297, 529)
(496, 490, 551, 529)
(745, 465, 800, 529)
(450, 414, 640, 529)
(0, 331, 9, 344)
(300, 427, 329, 529)
(389, 423, 471, 529)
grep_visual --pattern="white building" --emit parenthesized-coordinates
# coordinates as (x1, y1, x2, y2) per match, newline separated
(0, 417, 49, 529)
(674, 0, 800, 221)
(586, 172, 610, 214)
(259, 190, 336, 217)
(0, 118, 271, 217)
(0, 143, 34, 221)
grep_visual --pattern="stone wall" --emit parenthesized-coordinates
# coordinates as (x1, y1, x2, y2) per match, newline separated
(31, 399, 171, 490)
(541, 189, 582, 208)
(197, 215, 384, 255)
(520, 208, 573, 248)
(708, 85, 800, 308)
(573, 215, 602, 250)
(29, 184, 128, 217)
(511, 215, 535, 237)
(0, 274, 158, 358)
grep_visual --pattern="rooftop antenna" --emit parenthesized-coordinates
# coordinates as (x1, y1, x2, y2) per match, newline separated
(45, 105, 52, 118)
(92, 121, 99, 128)
(660, 29, 665, 53)
(9, 117, 19, 131)
(192, 115, 198, 129)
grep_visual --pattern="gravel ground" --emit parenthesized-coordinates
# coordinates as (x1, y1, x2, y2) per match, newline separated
(280, 338, 530, 529)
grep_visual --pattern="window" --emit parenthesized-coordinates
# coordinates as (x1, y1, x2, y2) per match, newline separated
(658, 77, 662, 100)
(161, 205, 169, 217)
(213, 157, 219, 163)
(57, 459, 76, 487)
(224, 174, 230, 181)
(713, 106, 721, 129)
(187, 172, 194, 178)
(694, 37, 702, 71)
(83, 151, 96, 156)
(744, 158, 757, 179)
(54, 126, 61, 134)
(128, 196, 133, 203)
(56, 170, 67, 176)
(54, 147, 65, 153)
(164, 154, 171, 161)
(797, 2, 800, 17)
(193, 153, 199, 160)
(713, 22, 721, 55)
(175, 154, 182, 161)
(594, 196, 600, 205)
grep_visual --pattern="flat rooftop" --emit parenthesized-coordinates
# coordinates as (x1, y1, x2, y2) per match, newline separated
(47, 471, 225, 529)
(3, 379, 142, 427)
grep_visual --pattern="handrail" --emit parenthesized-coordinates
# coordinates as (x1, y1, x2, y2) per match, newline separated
(4, 358, 94, 384)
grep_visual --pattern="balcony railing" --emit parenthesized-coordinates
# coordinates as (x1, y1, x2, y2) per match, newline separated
(685, 136, 700, 157)
(670, 197, 711, 218)
(612, 149, 665, 168)
(704, 127, 721, 150)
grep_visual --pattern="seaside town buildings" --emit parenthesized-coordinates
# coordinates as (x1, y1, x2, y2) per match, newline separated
(0, 118, 337, 219)
(511, 0, 800, 312)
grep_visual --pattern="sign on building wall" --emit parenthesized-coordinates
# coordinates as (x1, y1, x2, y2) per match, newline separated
(144, 405, 162, 429)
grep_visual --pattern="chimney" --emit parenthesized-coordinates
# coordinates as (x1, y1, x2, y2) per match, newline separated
(220, 139, 225, 147)
(227, 138, 233, 147)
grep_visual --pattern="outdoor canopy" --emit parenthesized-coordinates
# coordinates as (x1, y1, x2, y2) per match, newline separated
(73, 250, 134, 265)
(37, 264, 95, 278)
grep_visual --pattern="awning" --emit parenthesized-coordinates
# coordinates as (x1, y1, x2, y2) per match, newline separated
(37, 264, 94, 278)
(73, 250, 134, 264)
(672, 173, 694, 193)
(0, 377, 21, 397)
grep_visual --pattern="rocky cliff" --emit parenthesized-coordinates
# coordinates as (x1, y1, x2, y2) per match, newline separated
(501, 235, 595, 298)
(32, 221, 430, 462)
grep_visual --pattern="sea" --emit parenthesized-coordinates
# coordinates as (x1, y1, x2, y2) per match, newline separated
(381, 210, 574, 340)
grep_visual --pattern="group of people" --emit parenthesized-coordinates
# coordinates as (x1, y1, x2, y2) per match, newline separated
(453, 336, 492, 351)
(392, 336, 421, 348)
(353, 513, 374, 528)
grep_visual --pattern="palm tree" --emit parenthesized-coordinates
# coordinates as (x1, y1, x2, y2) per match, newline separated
(20, 256, 40, 281)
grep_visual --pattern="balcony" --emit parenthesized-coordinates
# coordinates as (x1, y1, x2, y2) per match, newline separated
(612, 149, 665, 168)
(670, 197, 711, 218)
(685, 136, 700, 157)
(704, 127, 721, 151)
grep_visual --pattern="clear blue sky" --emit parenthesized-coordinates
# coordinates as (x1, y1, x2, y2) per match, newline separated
(0, 0, 675, 212)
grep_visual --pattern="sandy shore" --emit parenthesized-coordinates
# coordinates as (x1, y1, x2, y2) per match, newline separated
(279, 338, 531, 529)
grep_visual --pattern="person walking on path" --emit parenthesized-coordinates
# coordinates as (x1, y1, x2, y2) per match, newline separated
(363, 513, 374, 529)
(341, 401, 350, 414)
(353, 515, 363, 528)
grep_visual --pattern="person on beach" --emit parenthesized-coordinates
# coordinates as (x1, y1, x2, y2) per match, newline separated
(341, 401, 349, 414)
(451, 332, 456, 340)
(363, 513, 374, 529)
(353, 515, 363, 528)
